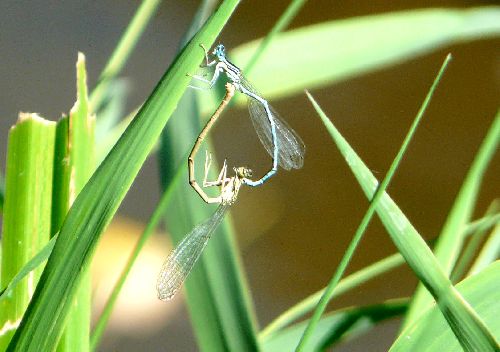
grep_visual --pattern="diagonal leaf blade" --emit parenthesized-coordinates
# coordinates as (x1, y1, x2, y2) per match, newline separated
(405, 110, 500, 326)
(296, 54, 452, 351)
(6, 1, 241, 351)
(0, 237, 57, 303)
(391, 262, 500, 351)
(262, 299, 408, 351)
(311, 100, 499, 350)
(158, 2, 259, 351)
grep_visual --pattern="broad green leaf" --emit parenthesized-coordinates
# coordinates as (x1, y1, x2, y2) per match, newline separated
(6, 1, 241, 351)
(262, 299, 407, 351)
(312, 101, 498, 350)
(198, 7, 500, 112)
(391, 261, 500, 351)
(0, 114, 55, 349)
(244, 0, 308, 75)
(96, 110, 135, 166)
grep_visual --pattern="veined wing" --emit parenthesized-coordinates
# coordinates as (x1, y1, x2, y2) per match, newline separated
(157, 204, 229, 301)
(242, 77, 305, 170)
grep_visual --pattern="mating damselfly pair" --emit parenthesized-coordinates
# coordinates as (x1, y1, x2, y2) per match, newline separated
(157, 43, 305, 301)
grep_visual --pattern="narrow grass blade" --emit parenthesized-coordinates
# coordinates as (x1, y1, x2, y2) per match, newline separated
(467, 221, 500, 276)
(463, 212, 500, 238)
(451, 200, 500, 282)
(312, 95, 498, 349)
(391, 262, 500, 351)
(0, 114, 55, 349)
(244, 0, 308, 75)
(259, 211, 495, 341)
(296, 54, 452, 351)
(0, 237, 57, 302)
(179, 0, 219, 44)
(0, 172, 4, 214)
(89, 0, 162, 112)
(262, 299, 407, 352)
(6, 2, 241, 351)
(160, 110, 258, 351)
(94, 78, 129, 143)
(259, 253, 404, 341)
(158, 2, 259, 351)
(90, 156, 184, 350)
(53, 53, 95, 352)
(158, 77, 260, 352)
(405, 111, 500, 327)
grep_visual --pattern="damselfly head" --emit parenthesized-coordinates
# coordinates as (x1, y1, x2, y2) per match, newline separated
(234, 166, 253, 179)
(213, 44, 226, 59)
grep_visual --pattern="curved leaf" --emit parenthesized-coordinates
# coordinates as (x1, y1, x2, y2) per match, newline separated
(391, 262, 500, 351)
(199, 7, 500, 112)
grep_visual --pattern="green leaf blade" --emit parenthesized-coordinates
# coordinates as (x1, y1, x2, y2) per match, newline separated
(405, 112, 500, 326)
(262, 300, 407, 351)
(7, 1, 241, 350)
(89, 0, 163, 113)
(391, 262, 500, 351)
(55, 53, 95, 352)
(158, 4, 259, 351)
(201, 7, 500, 109)
(0, 114, 56, 350)
(159, 79, 259, 351)
(312, 99, 499, 350)
(0, 172, 4, 214)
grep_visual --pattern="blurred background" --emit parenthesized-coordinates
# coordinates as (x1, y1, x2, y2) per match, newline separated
(0, 1, 498, 351)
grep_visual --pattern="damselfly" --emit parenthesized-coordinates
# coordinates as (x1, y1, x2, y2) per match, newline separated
(188, 82, 238, 203)
(157, 155, 252, 301)
(189, 43, 305, 186)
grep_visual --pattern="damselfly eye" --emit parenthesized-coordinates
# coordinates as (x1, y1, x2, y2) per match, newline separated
(245, 168, 253, 178)
(214, 44, 225, 57)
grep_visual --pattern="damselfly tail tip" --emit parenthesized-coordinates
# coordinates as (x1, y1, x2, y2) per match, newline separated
(157, 286, 178, 301)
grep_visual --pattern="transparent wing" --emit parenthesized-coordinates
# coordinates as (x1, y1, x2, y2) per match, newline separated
(157, 204, 229, 301)
(241, 77, 305, 170)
